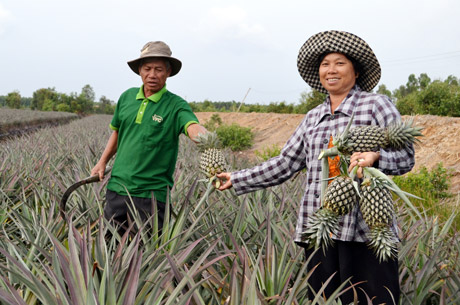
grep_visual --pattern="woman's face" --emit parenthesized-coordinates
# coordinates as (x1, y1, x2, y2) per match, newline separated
(319, 53, 358, 97)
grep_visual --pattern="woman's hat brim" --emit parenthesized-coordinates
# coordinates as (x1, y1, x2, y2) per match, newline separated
(297, 30, 381, 93)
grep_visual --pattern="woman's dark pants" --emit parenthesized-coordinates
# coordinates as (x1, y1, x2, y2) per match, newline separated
(300, 241, 400, 304)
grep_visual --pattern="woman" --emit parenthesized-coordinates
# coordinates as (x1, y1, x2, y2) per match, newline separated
(217, 30, 414, 304)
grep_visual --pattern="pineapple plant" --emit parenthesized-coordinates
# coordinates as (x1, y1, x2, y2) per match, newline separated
(359, 176, 398, 262)
(302, 174, 358, 252)
(319, 113, 423, 159)
(195, 131, 227, 185)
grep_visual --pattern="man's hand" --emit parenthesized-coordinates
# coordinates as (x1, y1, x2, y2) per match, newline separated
(91, 162, 107, 181)
(187, 123, 208, 142)
(348, 151, 380, 178)
(216, 172, 232, 190)
(91, 130, 118, 181)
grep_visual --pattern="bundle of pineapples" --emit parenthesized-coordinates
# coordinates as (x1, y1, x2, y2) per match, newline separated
(195, 131, 227, 188)
(303, 116, 423, 262)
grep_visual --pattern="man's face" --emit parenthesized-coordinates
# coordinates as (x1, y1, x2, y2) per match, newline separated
(139, 59, 171, 96)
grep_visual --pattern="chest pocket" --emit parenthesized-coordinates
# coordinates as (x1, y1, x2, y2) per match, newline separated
(142, 119, 166, 148)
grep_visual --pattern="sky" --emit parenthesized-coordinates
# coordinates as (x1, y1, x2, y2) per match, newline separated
(1, 0, 460, 105)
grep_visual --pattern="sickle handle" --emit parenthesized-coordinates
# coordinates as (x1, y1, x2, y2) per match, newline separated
(59, 166, 112, 220)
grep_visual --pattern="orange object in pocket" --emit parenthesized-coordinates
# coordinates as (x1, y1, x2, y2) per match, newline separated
(328, 135, 341, 182)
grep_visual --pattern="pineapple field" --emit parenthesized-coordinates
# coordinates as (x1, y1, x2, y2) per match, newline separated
(0, 113, 459, 304)
(0, 109, 78, 141)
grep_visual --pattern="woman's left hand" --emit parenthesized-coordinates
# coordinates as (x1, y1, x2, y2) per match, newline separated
(348, 151, 380, 178)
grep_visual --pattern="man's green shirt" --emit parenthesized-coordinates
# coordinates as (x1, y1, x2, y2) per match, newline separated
(107, 85, 198, 202)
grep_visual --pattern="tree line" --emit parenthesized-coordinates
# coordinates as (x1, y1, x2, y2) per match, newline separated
(190, 74, 460, 117)
(188, 89, 327, 115)
(2, 74, 459, 117)
(390, 74, 460, 117)
(0, 85, 115, 115)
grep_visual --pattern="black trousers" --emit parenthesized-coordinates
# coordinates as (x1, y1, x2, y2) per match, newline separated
(104, 189, 166, 235)
(300, 241, 400, 305)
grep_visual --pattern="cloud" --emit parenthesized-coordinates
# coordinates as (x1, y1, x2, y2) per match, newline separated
(193, 5, 266, 41)
(0, 3, 12, 35)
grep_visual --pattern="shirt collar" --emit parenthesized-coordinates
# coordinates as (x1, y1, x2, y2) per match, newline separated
(314, 85, 361, 126)
(136, 84, 167, 103)
(333, 85, 360, 117)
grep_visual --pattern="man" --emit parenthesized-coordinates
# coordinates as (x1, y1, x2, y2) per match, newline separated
(91, 41, 206, 232)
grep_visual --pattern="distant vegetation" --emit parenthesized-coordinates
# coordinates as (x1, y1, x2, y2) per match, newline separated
(203, 114, 255, 151)
(254, 144, 282, 161)
(393, 163, 458, 228)
(0, 85, 115, 115)
(1, 73, 459, 117)
(0, 109, 78, 132)
(393, 74, 460, 116)
(190, 74, 460, 117)
(188, 90, 326, 115)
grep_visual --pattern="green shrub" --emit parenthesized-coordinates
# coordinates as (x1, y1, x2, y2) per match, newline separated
(393, 163, 452, 200)
(393, 163, 457, 227)
(396, 93, 420, 115)
(417, 81, 460, 116)
(255, 144, 281, 161)
(295, 90, 326, 114)
(216, 123, 254, 151)
(395, 79, 460, 117)
(203, 113, 222, 131)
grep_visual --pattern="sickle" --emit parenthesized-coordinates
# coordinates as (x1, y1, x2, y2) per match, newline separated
(59, 166, 112, 220)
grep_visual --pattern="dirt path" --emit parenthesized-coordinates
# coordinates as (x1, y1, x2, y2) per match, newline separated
(196, 112, 460, 194)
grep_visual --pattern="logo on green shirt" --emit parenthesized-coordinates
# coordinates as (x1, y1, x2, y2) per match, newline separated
(152, 114, 163, 123)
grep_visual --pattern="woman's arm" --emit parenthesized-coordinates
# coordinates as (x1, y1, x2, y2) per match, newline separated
(372, 96, 415, 175)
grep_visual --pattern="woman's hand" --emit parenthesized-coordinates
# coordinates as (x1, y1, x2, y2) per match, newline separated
(348, 151, 380, 178)
(216, 172, 232, 190)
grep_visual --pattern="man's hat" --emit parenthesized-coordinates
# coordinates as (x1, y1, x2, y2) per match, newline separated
(127, 41, 182, 76)
(297, 30, 381, 93)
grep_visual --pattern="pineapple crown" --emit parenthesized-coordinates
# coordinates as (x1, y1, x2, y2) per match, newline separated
(195, 131, 222, 152)
(362, 175, 391, 189)
(385, 119, 423, 149)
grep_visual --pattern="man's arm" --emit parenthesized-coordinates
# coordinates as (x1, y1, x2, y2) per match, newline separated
(91, 130, 118, 180)
(187, 123, 208, 142)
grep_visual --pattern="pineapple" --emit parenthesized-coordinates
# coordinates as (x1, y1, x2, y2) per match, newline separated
(195, 132, 227, 179)
(323, 176, 358, 216)
(359, 177, 398, 262)
(342, 120, 423, 154)
(303, 175, 358, 252)
(319, 114, 423, 159)
(200, 148, 226, 178)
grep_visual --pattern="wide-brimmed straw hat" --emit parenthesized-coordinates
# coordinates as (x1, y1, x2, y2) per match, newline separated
(127, 41, 182, 76)
(297, 30, 381, 93)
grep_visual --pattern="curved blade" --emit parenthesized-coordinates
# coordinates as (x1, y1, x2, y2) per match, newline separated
(59, 166, 112, 220)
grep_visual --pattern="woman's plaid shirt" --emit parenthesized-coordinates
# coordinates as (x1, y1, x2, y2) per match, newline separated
(231, 86, 415, 243)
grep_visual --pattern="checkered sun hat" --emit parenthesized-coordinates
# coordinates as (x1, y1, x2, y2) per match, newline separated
(297, 30, 381, 93)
